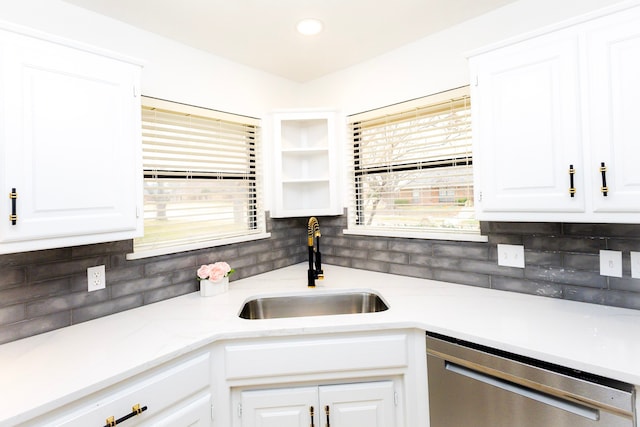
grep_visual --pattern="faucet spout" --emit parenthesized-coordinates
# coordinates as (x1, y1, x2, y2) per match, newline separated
(307, 217, 323, 287)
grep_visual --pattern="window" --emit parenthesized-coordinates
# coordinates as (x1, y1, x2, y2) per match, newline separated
(347, 87, 482, 240)
(133, 97, 267, 257)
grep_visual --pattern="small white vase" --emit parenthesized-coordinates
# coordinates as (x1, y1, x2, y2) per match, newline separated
(199, 276, 229, 297)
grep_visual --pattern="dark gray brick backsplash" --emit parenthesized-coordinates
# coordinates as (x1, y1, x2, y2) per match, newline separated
(0, 268, 24, 289)
(433, 270, 490, 288)
(524, 235, 605, 253)
(318, 214, 640, 312)
(0, 213, 307, 344)
(563, 223, 640, 238)
(388, 240, 433, 254)
(144, 255, 197, 276)
(562, 253, 600, 272)
(0, 312, 70, 344)
(492, 276, 563, 298)
(352, 258, 392, 273)
(524, 251, 563, 267)
(2, 211, 640, 345)
(369, 251, 409, 265)
(0, 304, 25, 325)
(482, 221, 561, 235)
(524, 265, 607, 288)
(145, 282, 197, 305)
(26, 290, 108, 318)
(433, 243, 489, 260)
(72, 294, 144, 324)
(388, 263, 432, 279)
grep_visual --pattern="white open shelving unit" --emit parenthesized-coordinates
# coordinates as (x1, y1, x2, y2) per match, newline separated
(271, 110, 342, 218)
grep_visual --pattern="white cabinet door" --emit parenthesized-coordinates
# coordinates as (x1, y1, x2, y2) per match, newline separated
(240, 382, 396, 427)
(241, 387, 317, 427)
(585, 8, 640, 214)
(0, 27, 142, 253)
(319, 381, 395, 427)
(471, 28, 583, 216)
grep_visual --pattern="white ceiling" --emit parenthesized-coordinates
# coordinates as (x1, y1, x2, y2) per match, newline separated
(62, 0, 518, 82)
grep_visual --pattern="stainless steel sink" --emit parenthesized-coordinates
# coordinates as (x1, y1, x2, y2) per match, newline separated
(238, 290, 389, 319)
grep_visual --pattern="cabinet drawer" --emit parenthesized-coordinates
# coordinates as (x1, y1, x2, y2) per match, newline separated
(224, 333, 408, 380)
(39, 352, 210, 427)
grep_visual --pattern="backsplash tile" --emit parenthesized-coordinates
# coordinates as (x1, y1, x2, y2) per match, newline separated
(1, 210, 639, 345)
(0, 214, 306, 344)
(317, 212, 640, 311)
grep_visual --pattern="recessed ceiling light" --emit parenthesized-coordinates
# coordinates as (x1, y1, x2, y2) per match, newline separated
(296, 18, 323, 36)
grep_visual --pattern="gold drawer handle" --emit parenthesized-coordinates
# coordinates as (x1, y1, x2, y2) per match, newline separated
(104, 404, 147, 427)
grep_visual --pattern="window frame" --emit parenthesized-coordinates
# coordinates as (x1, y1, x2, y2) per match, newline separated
(128, 97, 269, 260)
(345, 87, 486, 242)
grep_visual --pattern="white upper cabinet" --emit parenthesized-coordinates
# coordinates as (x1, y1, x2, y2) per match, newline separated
(470, 29, 583, 215)
(0, 24, 142, 253)
(470, 3, 640, 223)
(584, 8, 640, 214)
(271, 110, 342, 218)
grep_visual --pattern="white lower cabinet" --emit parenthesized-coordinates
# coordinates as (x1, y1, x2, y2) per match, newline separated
(240, 381, 395, 427)
(212, 330, 428, 427)
(26, 352, 211, 427)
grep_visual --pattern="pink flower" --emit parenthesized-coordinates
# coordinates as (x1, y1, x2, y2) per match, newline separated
(197, 264, 212, 280)
(208, 262, 231, 281)
(197, 261, 233, 281)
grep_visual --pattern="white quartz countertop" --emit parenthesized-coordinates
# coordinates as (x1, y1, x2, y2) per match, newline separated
(2, 263, 640, 425)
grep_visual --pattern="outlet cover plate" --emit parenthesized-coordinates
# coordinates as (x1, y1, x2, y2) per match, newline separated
(87, 265, 106, 292)
(497, 244, 525, 268)
(599, 250, 622, 278)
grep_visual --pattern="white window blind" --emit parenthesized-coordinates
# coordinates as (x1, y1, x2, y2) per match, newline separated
(348, 87, 480, 238)
(134, 96, 265, 255)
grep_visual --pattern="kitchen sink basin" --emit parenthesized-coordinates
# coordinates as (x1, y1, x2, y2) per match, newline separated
(238, 290, 389, 319)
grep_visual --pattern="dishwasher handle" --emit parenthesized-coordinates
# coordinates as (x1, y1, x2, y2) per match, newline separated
(445, 362, 599, 421)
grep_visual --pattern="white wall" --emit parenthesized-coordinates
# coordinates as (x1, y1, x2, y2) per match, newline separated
(0, 0, 299, 118)
(300, 0, 629, 116)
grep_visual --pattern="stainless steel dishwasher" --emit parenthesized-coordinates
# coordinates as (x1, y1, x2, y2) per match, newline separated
(426, 333, 635, 427)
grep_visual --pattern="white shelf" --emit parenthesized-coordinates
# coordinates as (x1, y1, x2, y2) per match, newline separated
(281, 181, 331, 212)
(271, 111, 342, 218)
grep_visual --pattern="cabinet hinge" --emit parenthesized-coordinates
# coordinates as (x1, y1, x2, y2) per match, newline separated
(478, 191, 483, 202)
(237, 403, 242, 418)
(394, 391, 399, 406)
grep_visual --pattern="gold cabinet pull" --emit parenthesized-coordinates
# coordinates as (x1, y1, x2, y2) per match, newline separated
(568, 165, 576, 197)
(104, 404, 147, 427)
(9, 188, 17, 224)
(599, 162, 608, 196)
(325, 405, 331, 427)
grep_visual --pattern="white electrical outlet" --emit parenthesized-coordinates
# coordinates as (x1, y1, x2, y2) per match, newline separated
(87, 265, 106, 292)
(599, 250, 622, 278)
(497, 244, 525, 268)
(631, 252, 640, 279)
